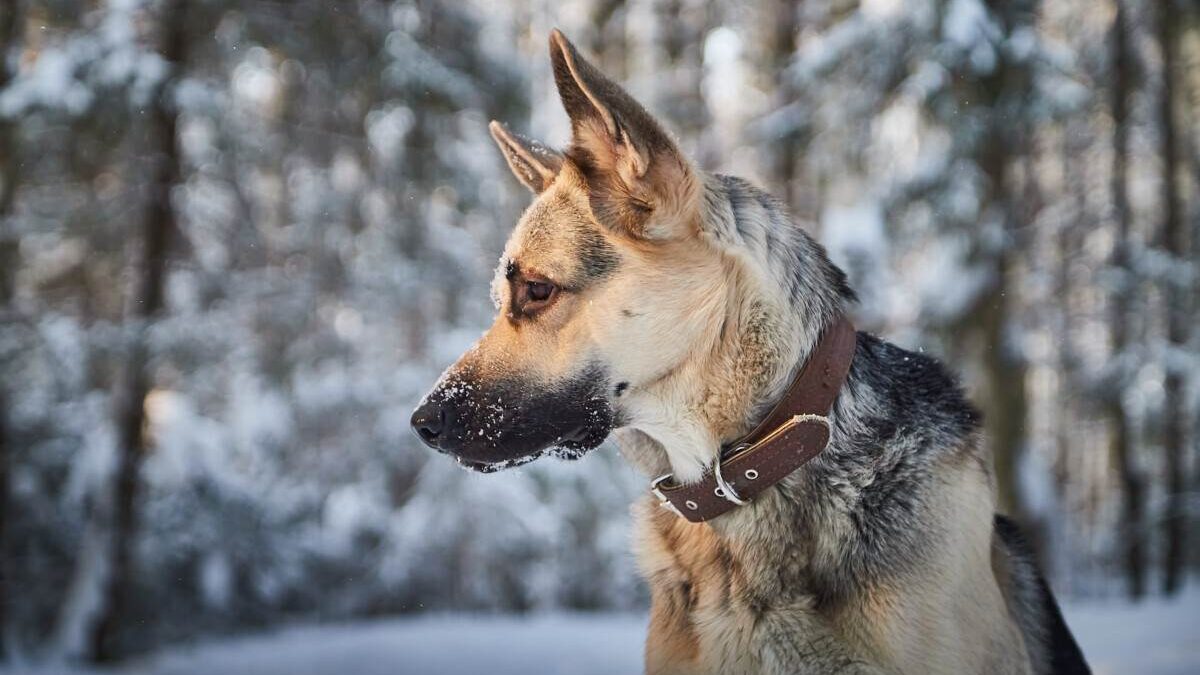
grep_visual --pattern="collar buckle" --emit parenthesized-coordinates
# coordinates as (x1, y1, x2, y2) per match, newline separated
(713, 459, 748, 506)
(650, 473, 683, 518)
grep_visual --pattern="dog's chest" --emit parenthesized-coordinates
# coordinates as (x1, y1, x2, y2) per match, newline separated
(633, 498, 840, 675)
(633, 502, 751, 673)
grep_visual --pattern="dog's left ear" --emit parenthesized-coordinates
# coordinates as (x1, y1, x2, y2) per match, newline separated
(549, 29, 698, 239)
(489, 121, 563, 194)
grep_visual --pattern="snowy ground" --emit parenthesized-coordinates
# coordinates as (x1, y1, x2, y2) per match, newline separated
(1061, 589, 1200, 675)
(3, 589, 1198, 675)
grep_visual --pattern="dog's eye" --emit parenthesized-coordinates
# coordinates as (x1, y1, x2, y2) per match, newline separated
(526, 280, 555, 303)
(509, 276, 559, 319)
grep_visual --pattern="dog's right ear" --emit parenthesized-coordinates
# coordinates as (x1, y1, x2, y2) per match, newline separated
(549, 29, 697, 240)
(489, 121, 563, 194)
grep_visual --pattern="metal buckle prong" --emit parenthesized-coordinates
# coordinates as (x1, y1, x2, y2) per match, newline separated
(651, 473, 684, 518)
(714, 460, 748, 506)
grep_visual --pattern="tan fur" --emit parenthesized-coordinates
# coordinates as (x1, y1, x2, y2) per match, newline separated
(635, 454, 1031, 675)
(437, 31, 1042, 674)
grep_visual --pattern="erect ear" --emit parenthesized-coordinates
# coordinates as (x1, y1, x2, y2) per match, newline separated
(488, 120, 564, 194)
(549, 29, 697, 239)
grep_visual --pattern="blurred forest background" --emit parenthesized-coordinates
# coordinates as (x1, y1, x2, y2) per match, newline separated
(0, 0, 1197, 665)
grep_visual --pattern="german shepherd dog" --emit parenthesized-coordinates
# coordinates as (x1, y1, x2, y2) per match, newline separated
(411, 30, 1089, 675)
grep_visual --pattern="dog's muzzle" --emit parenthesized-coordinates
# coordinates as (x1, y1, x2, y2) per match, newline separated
(409, 368, 615, 471)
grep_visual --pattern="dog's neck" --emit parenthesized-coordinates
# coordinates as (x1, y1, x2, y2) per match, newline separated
(617, 174, 852, 483)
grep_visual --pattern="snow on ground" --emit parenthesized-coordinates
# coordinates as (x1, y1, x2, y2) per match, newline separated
(134, 614, 645, 675)
(1063, 588, 1200, 675)
(2, 614, 646, 675)
(3, 589, 1198, 675)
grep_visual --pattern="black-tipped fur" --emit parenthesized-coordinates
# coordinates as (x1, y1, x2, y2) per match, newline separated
(995, 515, 1092, 674)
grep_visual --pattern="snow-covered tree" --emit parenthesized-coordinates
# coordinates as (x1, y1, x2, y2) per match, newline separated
(0, 0, 1197, 664)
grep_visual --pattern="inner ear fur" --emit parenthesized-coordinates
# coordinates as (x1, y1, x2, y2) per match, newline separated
(549, 29, 697, 239)
(489, 120, 563, 194)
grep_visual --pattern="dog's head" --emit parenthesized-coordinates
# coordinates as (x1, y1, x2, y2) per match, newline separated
(410, 30, 725, 471)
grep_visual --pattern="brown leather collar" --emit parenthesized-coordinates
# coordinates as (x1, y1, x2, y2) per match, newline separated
(650, 315, 857, 523)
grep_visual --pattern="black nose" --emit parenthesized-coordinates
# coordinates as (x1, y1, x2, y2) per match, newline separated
(411, 400, 446, 448)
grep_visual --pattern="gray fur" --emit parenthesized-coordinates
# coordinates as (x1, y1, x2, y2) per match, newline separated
(776, 332, 986, 602)
(633, 173, 1088, 674)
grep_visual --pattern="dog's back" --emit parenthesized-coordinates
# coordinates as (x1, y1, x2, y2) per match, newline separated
(993, 515, 1091, 674)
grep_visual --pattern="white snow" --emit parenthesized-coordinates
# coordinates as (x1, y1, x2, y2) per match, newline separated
(943, 0, 987, 46)
(1064, 589, 1200, 675)
(4, 590, 1198, 675)
(0, 0, 167, 117)
(121, 614, 643, 675)
(821, 200, 892, 327)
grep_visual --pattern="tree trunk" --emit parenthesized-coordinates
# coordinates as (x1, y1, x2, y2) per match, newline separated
(0, 390, 7, 661)
(967, 0, 1036, 534)
(88, 0, 188, 661)
(968, 139, 1028, 528)
(974, 260, 1028, 518)
(586, 0, 627, 80)
(653, 0, 710, 164)
(1184, 6, 1200, 577)
(0, 0, 23, 658)
(1107, 0, 1147, 600)
(767, 0, 803, 216)
(1051, 129, 1082, 591)
(1155, 0, 1187, 597)
(0, 0, 17, 216)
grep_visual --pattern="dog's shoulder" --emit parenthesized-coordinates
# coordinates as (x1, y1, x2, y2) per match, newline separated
(834, 331, 986, 485)
(847, 332, 982, 441)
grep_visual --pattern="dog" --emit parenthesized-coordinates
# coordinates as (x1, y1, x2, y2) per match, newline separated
(411, 29, 1089, 675)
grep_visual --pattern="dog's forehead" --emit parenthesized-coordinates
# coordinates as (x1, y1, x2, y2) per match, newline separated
(496, 186, 620, 289)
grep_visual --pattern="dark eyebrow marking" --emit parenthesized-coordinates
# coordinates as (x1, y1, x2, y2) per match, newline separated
(575, 226, 619, 283)
(505, 259, 518, 280)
